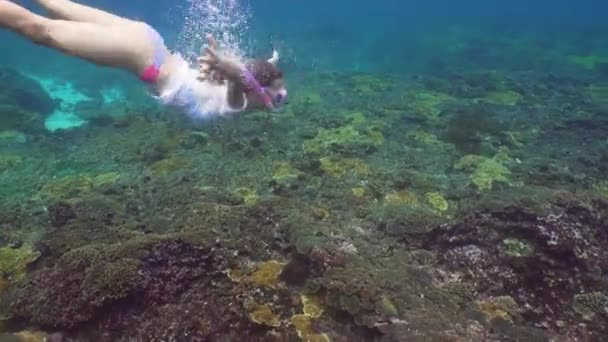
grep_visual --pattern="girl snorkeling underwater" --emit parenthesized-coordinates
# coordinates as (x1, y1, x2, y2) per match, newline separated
(0, 0, 287, 118)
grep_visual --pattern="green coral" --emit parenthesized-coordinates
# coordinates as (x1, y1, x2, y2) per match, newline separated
(39, 172, 121, 199)
(407, 91, 455, 121)
(473, 159, 511, 190)
(319, 157, 370, 177)
(40, 174, 93, 199)
(502, 238, 534, 257)
(455, 154, 512, 191)
(409, 130, 452, 150)
(477, 296, 520, 322)
(303, 125, 382, 155)
(249, 304, 281, 327)
(250, 260, 285, 288)
(272, 162, 303, 186)
(0, 245, 41, 281)
(573, 292, 608, 317)
(426, 192, 449, 212)
(92, 172, 120, 187)
(233, 188, 258, 206)
(384, 191, 419, 206)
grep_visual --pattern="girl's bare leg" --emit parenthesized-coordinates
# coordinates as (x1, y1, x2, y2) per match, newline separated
(34, 0, 134, 26)
(0, 0, 151, 75)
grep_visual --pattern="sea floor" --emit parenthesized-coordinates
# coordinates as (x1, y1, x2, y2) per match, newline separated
(0, 67, 608, 341)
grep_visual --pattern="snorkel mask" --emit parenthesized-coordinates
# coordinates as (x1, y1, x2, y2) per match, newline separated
(240, 50, 287, 111)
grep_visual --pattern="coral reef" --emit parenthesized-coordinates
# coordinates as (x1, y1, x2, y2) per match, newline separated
(249, 304, 281, 327)
(0, 246, 40, 282)
(455, 154, 513, 190)
(2, 65, 608, 341)
(0, 68, 56, 116)
(303, 125, 381, 155)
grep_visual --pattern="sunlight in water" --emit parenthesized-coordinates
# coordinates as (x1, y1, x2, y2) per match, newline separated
(176, 0, 251, 61)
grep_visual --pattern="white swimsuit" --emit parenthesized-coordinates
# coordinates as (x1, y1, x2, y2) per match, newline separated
(155, 54, 247, 119)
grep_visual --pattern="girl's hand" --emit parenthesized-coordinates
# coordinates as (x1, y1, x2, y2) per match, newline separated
(197, 34, 224, 82)
(197, 34, 243, 82)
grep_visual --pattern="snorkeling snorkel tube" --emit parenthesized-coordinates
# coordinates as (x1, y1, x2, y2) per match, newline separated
(240, 68, 275, 111)
(239, 50, 287, 111)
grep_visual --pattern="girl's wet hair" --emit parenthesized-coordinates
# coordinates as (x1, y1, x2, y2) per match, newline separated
(246, 60, 283, 87)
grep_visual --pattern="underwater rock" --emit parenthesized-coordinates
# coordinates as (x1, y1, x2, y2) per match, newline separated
(572, 292, 608, 319)
(0, 245, 40, 283)
(0, 131, 27, 146)
(0, 155, 22, 172)
(280, 255, 311, 286)
(47, 201, 76, 227)
(0, 106, 44, 133)
(0, 68, 56, 116)
(0, 331, 47, 342)
(6, 255, 140, 327)
(4, 239, 227, 331)
(444, 104, 504, 154)
(425, 191, 608, 337)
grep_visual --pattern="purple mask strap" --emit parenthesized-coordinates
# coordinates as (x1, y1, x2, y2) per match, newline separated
(241, 69, 275, 110)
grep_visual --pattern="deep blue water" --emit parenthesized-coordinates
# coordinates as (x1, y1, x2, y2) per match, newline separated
(1, 0, 607, 79)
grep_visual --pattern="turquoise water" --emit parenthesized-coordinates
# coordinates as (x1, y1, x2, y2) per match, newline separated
(1, 0, 608, 340)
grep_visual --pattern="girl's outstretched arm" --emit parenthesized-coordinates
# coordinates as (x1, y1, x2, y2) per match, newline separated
(197, 35, 248, 109)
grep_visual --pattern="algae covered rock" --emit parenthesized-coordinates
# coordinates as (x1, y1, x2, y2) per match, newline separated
(0, 68, 56, 116)
(40, 175, 93, 200)
(84, 258, 141, 301)
(501, 238, 534, 257)
(426, 192, 449, 212)
(455, 154, 512, 190)
(0, 245, 40, 282)
(319, 157, 370, 177)
(303, 125, 381, 155)
(0, 155, 22, 172)
(407, 91, 455, 121)
(271, 161, 303, 188)
(0, 68, 55, 132)
(573, 292, 608, 318)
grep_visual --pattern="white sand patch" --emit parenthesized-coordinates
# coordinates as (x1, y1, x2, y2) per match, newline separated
(25, 74, 126, 131)
(44, 110, 87, 131)
(101, 86, 126, 105)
